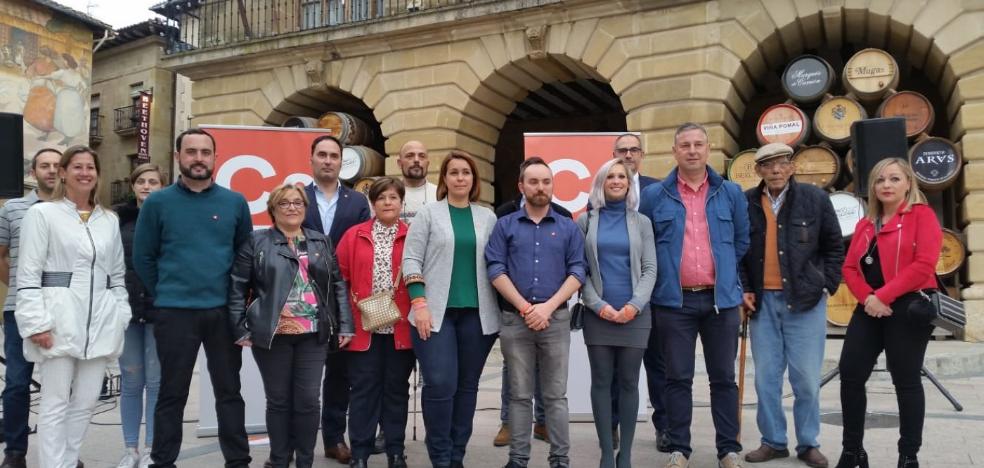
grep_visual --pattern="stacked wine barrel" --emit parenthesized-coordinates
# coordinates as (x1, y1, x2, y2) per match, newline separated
(283, 111, 385, 185)
(726, 48, 967, 329)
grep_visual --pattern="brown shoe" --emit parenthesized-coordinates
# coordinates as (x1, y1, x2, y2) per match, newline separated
(494, 424, 510, 447)
(797, 448, 829, 468)
(325, 442, 352, 464)
(744, 444, 790, 463)
(533, 423, 549, 443)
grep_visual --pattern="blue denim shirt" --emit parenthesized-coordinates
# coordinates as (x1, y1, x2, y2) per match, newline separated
(639, 167, 750, 310)
(485, 206, 586, 304)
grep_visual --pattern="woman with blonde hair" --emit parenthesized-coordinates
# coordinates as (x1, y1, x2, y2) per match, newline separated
(576, 158, 657, 468)
(228, 184, 354, 468)
(114, 163, 165, 468)
(16, 146, 131, 468)
(836, 158, 942, 468)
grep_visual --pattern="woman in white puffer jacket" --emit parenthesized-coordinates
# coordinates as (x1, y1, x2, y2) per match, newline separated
(15, 145, 131, 468)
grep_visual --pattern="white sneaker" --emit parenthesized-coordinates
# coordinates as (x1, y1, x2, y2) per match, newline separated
(665, 451, 689, 468)
(719, 452, 743, 468)
(116, 448, 139, 468)
(139, 450, 152, 468)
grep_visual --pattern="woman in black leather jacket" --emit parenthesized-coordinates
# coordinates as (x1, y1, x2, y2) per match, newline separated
(228, 183, 354, 468)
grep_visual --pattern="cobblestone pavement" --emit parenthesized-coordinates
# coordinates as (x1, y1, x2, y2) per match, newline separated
(2, 340, 982, 467)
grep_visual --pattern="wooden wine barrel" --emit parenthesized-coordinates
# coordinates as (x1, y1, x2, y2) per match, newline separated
(340, 146, 384, 182)
(843, 48, 900, 101)
(352, 176, 380, 196)
(908, 137, 962, 191)
(877, 90, 935, 138)
(813, 96, 867, 146)
(756, 104, 811, 148)
(792, 145, 840, 190)
(318, 112, 373, 145)
(937, 228, 965, 278)
(726, 149, 762, 191)
(281, 116, 320, 128)
(782, 55, 836, 104)
(827, 283, 857, 327)
(829, 191, 865, 240)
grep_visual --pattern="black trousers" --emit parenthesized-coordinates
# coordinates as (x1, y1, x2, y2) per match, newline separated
(642, 304, 668, 432)
(150, 308, 250, 468)
(838, 295, 933, 457)
(347, 334, 416, 461)
(321, 350, 350, 447)
(252, 333, 328, 468)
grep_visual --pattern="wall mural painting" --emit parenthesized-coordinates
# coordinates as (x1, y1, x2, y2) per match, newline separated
(0, 10, 92, 178)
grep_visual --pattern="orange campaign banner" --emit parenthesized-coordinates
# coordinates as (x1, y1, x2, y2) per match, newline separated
(203, 125, 331, 227)
(523, 132, 636, 217)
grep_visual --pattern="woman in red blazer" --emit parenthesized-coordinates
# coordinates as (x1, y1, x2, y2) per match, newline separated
(836, 158, 942, 468)
(335, 177, 414, 468)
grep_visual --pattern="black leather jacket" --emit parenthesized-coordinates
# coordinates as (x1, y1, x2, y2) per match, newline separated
(739, 178, 845, 312)
(228, 227, 354, 349)
(115, 200, 155, 323)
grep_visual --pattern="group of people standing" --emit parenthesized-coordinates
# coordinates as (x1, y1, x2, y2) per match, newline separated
(0, 121, 942, 468)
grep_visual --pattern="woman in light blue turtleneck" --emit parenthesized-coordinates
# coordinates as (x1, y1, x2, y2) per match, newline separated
(576, 158, 657, 468)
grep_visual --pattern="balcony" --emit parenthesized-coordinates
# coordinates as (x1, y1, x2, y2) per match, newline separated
(152, 0, 506, 55)
(114, 105, 137, 135)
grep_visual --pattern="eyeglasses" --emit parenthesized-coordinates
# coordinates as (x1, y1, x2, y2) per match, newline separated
(756, 159, 792, 170)
(277, 200, 305, 209)
(615, 147, 643, 156)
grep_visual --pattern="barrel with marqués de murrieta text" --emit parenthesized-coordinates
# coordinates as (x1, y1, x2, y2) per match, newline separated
(756, 103, 810, 148)
(782, 55, 835, 104)
(908, 137, 962, 191)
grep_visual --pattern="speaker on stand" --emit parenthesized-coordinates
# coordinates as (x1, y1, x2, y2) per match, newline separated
(0, 113, 25, 198)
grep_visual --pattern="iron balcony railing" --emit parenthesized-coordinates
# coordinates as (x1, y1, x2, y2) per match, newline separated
(154, 0, 497, 54)
(114, 105, 137, 134)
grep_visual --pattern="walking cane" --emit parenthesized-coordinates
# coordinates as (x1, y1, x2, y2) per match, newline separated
(737, 308, 750, 440)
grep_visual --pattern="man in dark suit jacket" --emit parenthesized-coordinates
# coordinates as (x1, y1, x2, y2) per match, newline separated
(613, 133, 659, 206)
(302, 135, 370, 464)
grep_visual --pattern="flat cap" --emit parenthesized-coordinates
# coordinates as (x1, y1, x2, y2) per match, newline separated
(755, 142, 794, 163)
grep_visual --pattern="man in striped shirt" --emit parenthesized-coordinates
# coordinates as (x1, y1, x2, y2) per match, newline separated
(0, 148, 61, 468)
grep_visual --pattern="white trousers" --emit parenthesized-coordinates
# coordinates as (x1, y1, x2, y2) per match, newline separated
(38, 356, 108, 468)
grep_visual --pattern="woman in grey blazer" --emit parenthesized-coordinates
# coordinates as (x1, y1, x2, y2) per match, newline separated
(576, 158, 657, 468)
(402, 150, 500, 468)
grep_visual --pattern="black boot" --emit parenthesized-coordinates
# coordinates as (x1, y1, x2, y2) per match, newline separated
(388, 453, 408, 468)
(349, 460, 368, 468)
(898, 454, 919, 468)
(835, 448, 869, 468)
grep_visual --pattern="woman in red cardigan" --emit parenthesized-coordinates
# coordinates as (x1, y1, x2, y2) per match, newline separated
(335, 177, 414, 468)
(836, 158, 942, 468)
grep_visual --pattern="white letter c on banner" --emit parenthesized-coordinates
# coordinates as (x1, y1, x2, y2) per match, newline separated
(548, 158, 590, 213)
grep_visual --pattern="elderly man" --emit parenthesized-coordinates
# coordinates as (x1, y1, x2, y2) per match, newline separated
(639, 122, 750, 468)
(739, 143, 844, 468)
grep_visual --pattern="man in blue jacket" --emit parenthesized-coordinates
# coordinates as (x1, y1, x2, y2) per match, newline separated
(638, 123, 750, 468)
(301, 135, 371, 465)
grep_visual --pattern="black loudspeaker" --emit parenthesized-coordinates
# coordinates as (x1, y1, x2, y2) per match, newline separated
(0, 113, 25, 198)
(851, 117, 908, 198)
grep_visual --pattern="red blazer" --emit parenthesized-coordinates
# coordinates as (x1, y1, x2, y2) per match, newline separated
(843, 203, 942, 306)
(335, 219, 412, 352)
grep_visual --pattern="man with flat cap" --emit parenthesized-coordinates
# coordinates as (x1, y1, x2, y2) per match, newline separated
(738, 142, 844, 468)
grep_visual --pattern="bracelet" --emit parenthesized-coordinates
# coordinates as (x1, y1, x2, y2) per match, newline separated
(410, 297, 427, 305)
(412, 301, 428, 310)
(520, 302, 535, 317)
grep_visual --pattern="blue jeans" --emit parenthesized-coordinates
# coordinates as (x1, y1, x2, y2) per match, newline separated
(2, 310, 35, 455)
(750, 291, 827, 454)
(500, 361, 545, 424)
(657, 290, 742, 459)
(412, 308, 497, 467)
(119, 322, 161, 448)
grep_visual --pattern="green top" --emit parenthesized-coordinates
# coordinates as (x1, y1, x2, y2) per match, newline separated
(407, 204, 479, 308)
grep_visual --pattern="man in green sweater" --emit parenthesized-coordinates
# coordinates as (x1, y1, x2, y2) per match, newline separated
(133, 128, 253, 468)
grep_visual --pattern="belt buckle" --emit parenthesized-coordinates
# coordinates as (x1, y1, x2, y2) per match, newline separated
(683, 285, 711, 293)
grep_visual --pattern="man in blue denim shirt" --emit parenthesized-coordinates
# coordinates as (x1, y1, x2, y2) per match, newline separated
(486, 157, 585, 468)
(639, 123, 750, 468)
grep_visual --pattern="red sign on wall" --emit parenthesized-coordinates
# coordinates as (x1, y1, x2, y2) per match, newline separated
(523, 132, 633, 217)
(204, 125, 331, 228)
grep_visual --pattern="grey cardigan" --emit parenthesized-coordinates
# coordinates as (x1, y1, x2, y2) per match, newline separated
(402, 200, 500, 335)
(576, 207, 657, 320)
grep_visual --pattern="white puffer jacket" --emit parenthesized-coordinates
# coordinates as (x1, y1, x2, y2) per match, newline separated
(15, 199, 131, 362)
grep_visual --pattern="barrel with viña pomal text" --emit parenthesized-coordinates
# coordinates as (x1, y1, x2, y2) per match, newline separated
(908, 137, 962, 191)
(756, 103, 810, 148)
(782, 55, 836, 104)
